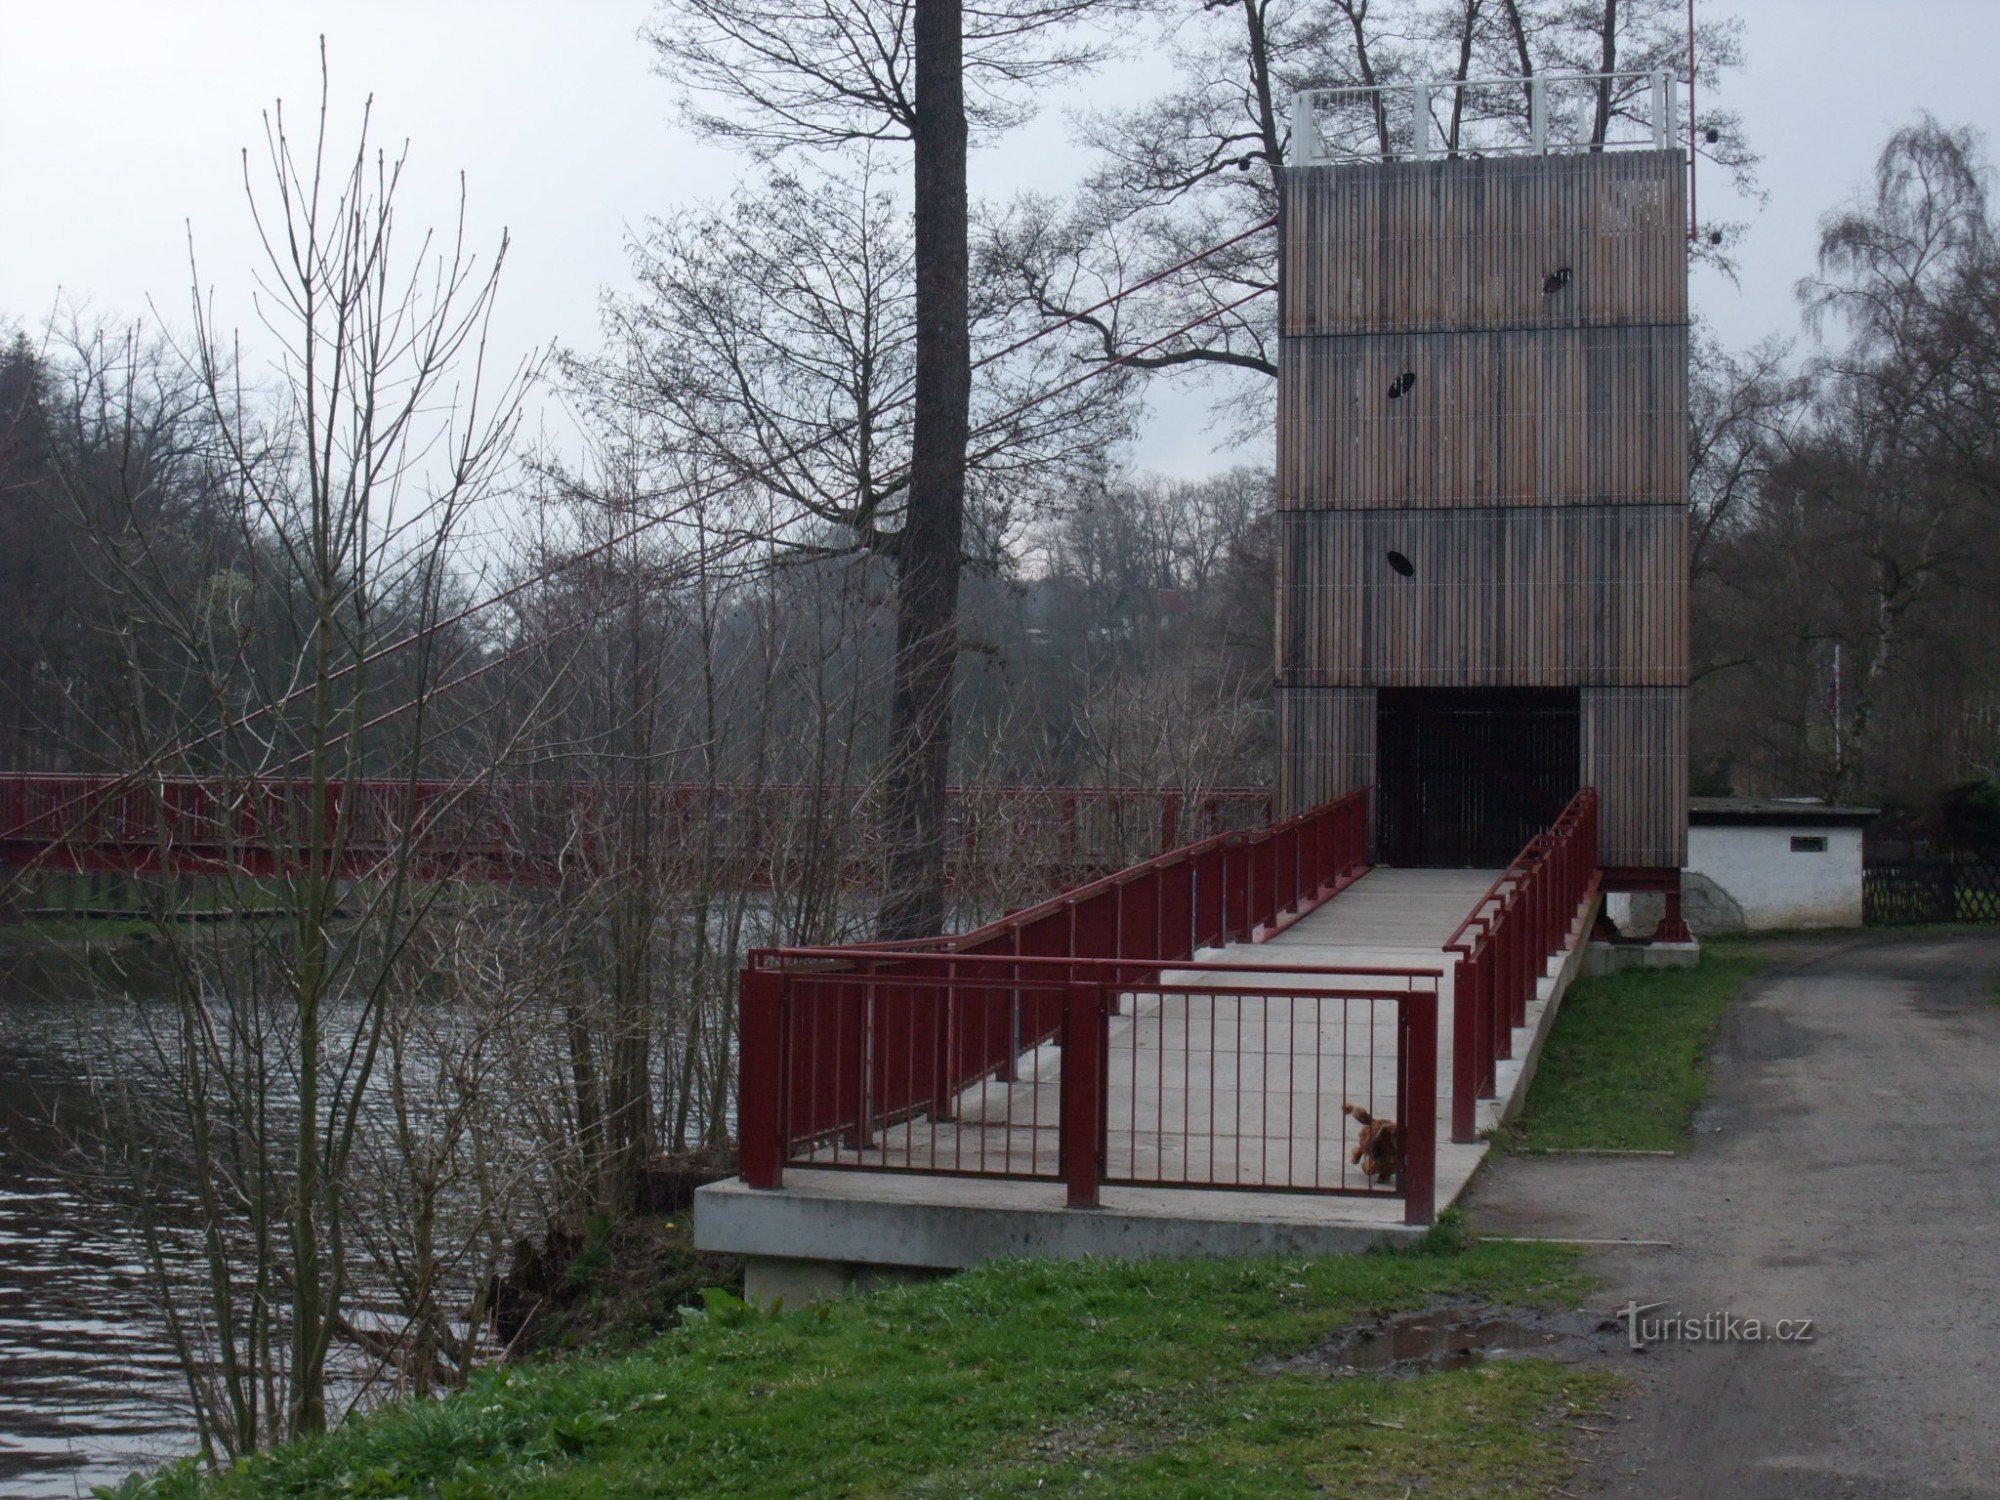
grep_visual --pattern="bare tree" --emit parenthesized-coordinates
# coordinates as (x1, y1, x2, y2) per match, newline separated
(644, 0, 1121, 939)
(991, 0, 1755, 435)
(566, 164, 1125, 564)
(47, 57, 532, 1456)
(1694, 119, 2000, 810)
(1686, 326, 1805, 583)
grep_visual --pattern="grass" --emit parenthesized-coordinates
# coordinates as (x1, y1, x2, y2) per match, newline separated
(1497, 946, 1761, 1154)
(6, 914, 163, 943)
(519, 1214, 743, 1358)
(109, 1233, 1618, 1500)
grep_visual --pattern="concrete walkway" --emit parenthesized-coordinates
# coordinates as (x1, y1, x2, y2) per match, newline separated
(799, 869, 1500, 1195)
(701, 866, 1596, 1295)
(1253, 868, 1509, 1211)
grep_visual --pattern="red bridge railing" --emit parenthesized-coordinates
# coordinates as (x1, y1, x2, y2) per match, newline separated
(736, 790, 1444, 1225)
(0, 774, 1274, 885)
(1443, 788, 1601, 1143)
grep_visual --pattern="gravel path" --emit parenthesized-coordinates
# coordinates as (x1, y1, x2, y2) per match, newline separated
(1467, 932, 2000, 1500)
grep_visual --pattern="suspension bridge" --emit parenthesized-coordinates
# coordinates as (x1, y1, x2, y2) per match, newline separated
(3, 68, 1700, 1291)
(0, 775, 1270, 888)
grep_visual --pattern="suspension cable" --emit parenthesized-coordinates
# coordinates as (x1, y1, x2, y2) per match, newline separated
(3, 227, 1282, 845)
(290, 278, 1280, 767)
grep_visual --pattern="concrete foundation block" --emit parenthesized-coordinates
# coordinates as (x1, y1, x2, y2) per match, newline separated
(697, 1171, 1431, 1289)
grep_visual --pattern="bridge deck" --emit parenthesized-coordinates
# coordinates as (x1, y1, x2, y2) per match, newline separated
(799, 869, 1491, 1190)
(698, 867, 1594, 1280)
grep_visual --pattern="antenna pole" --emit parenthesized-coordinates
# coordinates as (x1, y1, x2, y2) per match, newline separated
(1687, 0, 1698, 241)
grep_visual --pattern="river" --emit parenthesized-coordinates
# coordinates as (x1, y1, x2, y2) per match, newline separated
(0, 946, 192, 1496)
(0, 908, 751, 1496)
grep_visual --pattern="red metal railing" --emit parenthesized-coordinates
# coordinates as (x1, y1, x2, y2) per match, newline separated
(0, 774, 1273, 885)
(737, 790, 1443, 1225)
(1443, 788, 1601, 1143)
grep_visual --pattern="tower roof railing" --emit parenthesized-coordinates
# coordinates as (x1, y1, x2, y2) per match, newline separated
(1292, 68, 1679, 166)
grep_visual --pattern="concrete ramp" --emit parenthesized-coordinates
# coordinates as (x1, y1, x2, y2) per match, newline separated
(698, 866, 1597, 1301)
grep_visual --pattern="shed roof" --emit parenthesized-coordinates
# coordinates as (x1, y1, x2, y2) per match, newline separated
(1688, 797, 1879, 827)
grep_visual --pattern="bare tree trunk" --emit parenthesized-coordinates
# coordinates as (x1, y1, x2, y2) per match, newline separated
(1592, 0, 1618, 146)
(1240, 0, 1283, 167)
(878, 0, 970, 941)
(1445, 1, 1487, 154)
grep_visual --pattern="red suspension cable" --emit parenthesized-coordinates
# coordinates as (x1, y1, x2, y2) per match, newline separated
(4, 226, 1282, 842)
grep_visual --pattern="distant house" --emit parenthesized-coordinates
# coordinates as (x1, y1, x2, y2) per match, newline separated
(1680, 798, 1880, 932)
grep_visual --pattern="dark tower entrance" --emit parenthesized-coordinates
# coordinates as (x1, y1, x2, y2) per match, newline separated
(1376, 689, 1581, 867)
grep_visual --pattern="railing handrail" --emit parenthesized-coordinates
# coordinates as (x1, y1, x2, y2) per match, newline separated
(1443, 788, 1598, 956)
(1292, 67, 1679, 165)
(1307, 67, 1671, 96)
(761, 975, 1433, 1005)
(1445, 787, 1600, 1145)
(733, 787, 1435, 1218)
(834, 791, 1369, 959)
(0, 773, 1278, 883)
(751, 947, 1443, 981)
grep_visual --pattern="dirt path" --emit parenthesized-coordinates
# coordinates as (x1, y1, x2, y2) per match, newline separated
(1467, 932, 2000, 1500)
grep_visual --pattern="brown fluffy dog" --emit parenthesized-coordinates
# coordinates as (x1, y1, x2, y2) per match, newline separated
(1343, 1102, 1403, 1184)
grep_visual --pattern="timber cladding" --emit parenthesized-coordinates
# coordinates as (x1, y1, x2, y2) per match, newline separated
(1277, 686, 1375, 812)
(1281, 150, 1688, 336)
(1582, 687, 1688, 867)
(1276, 144, 1689, 871)
(1276, 506, 1689, 687)
(1277, 325, 1687, 508)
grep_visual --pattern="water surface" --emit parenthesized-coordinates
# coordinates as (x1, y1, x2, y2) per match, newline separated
(0, 944, 193, 1496)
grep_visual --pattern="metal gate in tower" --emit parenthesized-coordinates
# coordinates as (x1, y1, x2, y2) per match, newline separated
(1376, 688, 1580, 867)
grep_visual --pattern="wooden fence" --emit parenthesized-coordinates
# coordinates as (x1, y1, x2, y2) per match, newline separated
(1863, 862, 2000, 925)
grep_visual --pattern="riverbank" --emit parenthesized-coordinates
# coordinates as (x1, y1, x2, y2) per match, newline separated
(108, 1227, 1614, 1498)
(72, 943, 1772, 1497)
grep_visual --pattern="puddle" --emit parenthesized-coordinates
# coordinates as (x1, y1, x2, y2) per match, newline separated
(1265, 1305, 1582, 1378)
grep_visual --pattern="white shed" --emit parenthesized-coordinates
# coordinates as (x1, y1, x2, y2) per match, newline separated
(1680, 797, 1879, 933)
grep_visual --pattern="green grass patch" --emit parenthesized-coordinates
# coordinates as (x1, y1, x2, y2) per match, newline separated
(1497, 947, 1761, 1154)
(113, 1239, 1618, 1500)
(7, 914, 162, 943)
(523, 1214, 743, 1358)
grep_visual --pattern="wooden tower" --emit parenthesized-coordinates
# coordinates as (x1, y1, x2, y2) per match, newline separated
(1275, 76, 1689, 903)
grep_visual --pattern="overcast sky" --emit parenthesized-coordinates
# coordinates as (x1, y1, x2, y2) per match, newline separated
(4, 0, 1999, 479)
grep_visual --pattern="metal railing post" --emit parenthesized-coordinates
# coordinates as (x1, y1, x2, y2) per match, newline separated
(1450, 953, 1478, 1142)
(1401, 993, 1438, 1225)
(932, 962, 958, 1123)
(738, 966, 785, 1189)
(1477, 943, 1499, 1096)
(1224, 837, 1249, 941)
(1291, 91, 1324, 165)
(1062, 982, 1104, 1208)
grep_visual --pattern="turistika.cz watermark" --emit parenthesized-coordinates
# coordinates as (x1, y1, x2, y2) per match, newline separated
(1614, 1300, 1817, 1350)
